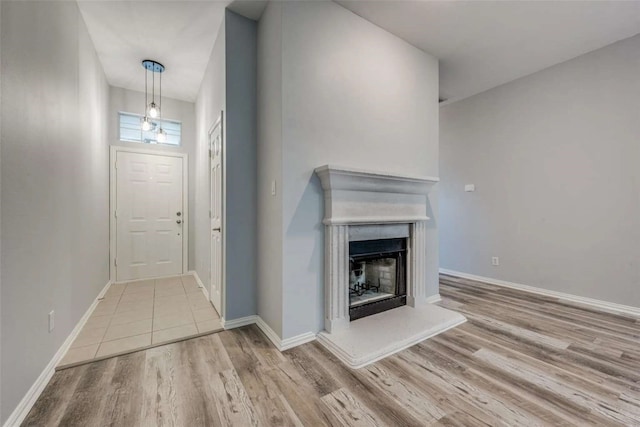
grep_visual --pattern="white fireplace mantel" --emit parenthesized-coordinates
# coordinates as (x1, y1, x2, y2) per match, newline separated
(314, 165, 465, 368)
(314, 165, 440, 332)
(314, 165, 439, 225)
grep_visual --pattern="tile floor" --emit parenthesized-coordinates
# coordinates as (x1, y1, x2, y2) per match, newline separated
(58, 274, 222, 368)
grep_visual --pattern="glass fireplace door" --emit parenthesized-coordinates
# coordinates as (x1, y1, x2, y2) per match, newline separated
(349, 238, 407, 321)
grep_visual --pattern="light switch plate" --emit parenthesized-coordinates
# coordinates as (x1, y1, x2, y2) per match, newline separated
(464, 184, 475, 192)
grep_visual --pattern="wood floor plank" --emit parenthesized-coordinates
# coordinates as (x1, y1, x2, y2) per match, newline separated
(210, 368, 259, 427)
(221, 328, 306, 426)
(21, 365, 88, 426)
(473, 348, 634, 425)
(265, 361, 342, 426)
(138, 345, 181, 427)
(99, 351, 146, 426)
(24, 275, 640, 426)
(361, 363, 447, 423)
(321, 388, 384, 427)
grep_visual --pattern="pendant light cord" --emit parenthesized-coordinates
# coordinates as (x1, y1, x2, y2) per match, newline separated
(144, 66, 148, 116)
(152, 64, 155, 105)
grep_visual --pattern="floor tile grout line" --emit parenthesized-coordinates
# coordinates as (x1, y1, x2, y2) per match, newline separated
(98, 282, 127, 356)
(84, 282, 125, 359)
(66, 275, 215, 366)
(151, 278, 157, 344)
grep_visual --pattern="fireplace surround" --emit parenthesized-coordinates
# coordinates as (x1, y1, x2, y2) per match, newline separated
(314, 165, 466, 368)
(315, 165, 439, 332)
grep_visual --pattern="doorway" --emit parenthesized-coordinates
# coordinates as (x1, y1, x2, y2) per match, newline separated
(110, 146, 188, 282)
(209, 114, 223, 315)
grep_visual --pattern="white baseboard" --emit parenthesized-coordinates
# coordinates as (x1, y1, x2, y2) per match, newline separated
(221, 315, 258, 330)
(439, 268, 640, 317)
(188, 270, 209, 301)
(3, 280, 111, 427)
(220, 315, 316, 351)
(255, 317, 316, 351)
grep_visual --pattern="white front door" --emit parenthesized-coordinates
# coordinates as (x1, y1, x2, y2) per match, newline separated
(116, 151, 184, 281)
(210, 116, 223, 314)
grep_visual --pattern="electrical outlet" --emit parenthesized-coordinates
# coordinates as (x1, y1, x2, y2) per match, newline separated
(492, 257, 499, 266)
(464, 184, 475, 192)
(48, 310, 55, 332)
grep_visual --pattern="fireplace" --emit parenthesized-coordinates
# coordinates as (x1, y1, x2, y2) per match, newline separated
(314, 165, 440, 334)
(349, 238, 407, 320)
(314, 165, 466, 369)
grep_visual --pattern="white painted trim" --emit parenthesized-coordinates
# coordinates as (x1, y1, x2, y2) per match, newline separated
(219, 315, 317, 351)
(255, 317, 317, 351)
(316, 315, 465, 369)
(280, 332, 317, 351)
(440, 269, 640, 317)
(3, 281, 111, 427)
(208, 112, 226, 321)
(189, 270, 210, 301)
(221, 315, 258, 330)
(425, 293, 442, 304)
(109, 145, 189, 282)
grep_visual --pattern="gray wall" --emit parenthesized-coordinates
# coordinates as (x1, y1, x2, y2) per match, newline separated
(195, 15, 225, 310)
(256, 1, 283, 336)
(109, 87, 197, 270)
(440, 34, 640, 308)
(257, 1, 440, 339)
(1, 2, 109, 422)
(224, 10, 258, 320)
(195, 10, 257, 321)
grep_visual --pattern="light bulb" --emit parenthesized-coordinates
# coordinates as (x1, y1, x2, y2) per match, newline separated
(141, 116, 152, 131)
(157, 128, 167, 143)
(148, 102, 159, 118)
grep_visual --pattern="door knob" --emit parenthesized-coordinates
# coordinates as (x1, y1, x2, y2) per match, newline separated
(176, 212, 182, 216)
(177, 219, 182, 224)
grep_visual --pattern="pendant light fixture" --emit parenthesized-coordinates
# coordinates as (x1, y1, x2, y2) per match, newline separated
(141, 59, 165, 141)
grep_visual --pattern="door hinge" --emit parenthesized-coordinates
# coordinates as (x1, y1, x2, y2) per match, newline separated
(114, 210, 117, 218)
(114, 258, 117, 267)
(114, 160, 117, 170)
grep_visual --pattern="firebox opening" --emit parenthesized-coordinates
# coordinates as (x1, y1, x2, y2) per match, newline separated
(349, 238, 407, 321)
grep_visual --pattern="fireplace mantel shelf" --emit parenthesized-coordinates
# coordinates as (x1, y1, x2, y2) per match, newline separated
(315, 165, 439, 195)
(315, 165, 438, 226)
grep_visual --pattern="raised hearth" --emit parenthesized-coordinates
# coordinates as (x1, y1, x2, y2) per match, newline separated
(314, 165, 466, 368)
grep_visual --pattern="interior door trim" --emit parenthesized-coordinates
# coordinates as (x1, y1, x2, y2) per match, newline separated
(208, 112, 225, 319)
(109, 145, 189, 283)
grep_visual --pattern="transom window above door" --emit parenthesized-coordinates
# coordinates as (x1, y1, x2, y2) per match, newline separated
(119, 112, 182, 146)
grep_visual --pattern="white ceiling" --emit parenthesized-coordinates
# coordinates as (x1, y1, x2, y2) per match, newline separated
(337, 0, 640, 103)
(79, 1, 640, 104)
(77, 1, 229, 102)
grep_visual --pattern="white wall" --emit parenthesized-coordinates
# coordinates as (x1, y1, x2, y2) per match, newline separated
(440, 34, 640, 308)
(0, 1, 109, 422)
(256, 1, 283, 336)
(109, 86, 196, 270)
(257, 1, 440, 339)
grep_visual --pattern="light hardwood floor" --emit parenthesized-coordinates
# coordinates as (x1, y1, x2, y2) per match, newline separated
(24, 274, 640, 426)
